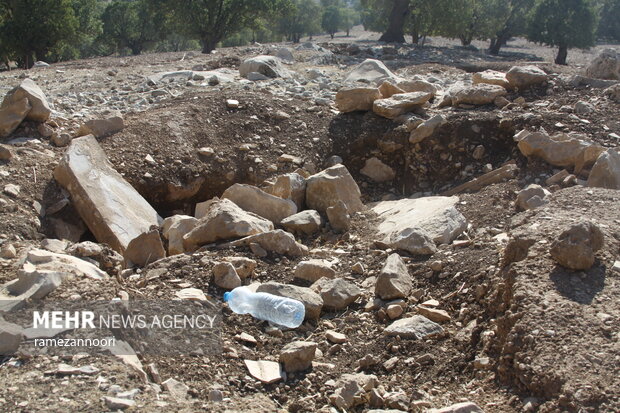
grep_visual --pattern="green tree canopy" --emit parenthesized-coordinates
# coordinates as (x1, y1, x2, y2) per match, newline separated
(597, 0, 620, 40)
(277, 0, 322, 43)
(153, 0, 288, 54)
(101, 0, 164, 55)
(0, 0, 78, 67)
(322, 4, 342, 38)
(527, 0, 597, 64)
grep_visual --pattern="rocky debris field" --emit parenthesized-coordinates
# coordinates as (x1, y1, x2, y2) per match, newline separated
(0, 38, 619, 413)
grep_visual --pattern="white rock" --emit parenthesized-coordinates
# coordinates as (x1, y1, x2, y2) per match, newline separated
(360, 157, 396, 182)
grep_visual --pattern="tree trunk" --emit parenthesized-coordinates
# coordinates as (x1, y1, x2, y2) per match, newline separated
(489, 31, 510, 55)
(379, 0, 410, 43)
(346, 29, 350, 36)
(555, 44, 568, 65)
(201, 37, 218, 54)
(459, 34, 472, 46)
(330, 33, 334, 39)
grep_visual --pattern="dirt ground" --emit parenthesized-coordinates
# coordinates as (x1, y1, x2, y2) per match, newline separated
(0, 31, 619, 413)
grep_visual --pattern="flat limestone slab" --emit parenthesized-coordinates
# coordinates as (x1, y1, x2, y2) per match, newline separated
(54, 135, 162, 253)
(371, 196, 467, 247)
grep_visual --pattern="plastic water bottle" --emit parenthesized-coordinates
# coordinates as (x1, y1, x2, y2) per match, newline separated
(223, 286, 305, 328)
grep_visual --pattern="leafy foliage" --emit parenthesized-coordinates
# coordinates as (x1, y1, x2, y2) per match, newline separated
(527, 0, 597, 63)
(322, 5, 342, 39)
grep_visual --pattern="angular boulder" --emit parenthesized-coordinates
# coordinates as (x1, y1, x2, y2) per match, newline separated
(162, 215, 198, 255)
(312, 277, 361, 310)
(344, 59, 398, 85)
(378, 80, 405, 98)
(335, 87, 382, 112)
(506, 65, 548, 89)
(0, 318, 23, 355)
(451, 84, 507, 106)
(183, 198, 273, 251)
(213, 262, 242, 289)
(585, 48, 620, 80)
(375, 253, 412, 300)
(384, 315, 443, 339)
(281, 210, 322, 236)
(329, 373, 378, 410)
(256, 282, 323, 319)
(409, 114, 446, 144)
(327, 200, 351, 233)
(1, 78, 51, 122)
(0, 97, 31, 137)
(587, 149, 620, 190)
(263, 173, 306, 210)
(223, 183, 297, 225)
(604, 83, 620, 103)
(295, 259, 336, 282)
(550, 221, 604, 270)
(306, 165, 364, 214)
(360, 157, 396, 182)
(372, 196, 467, 254)
(123, 228, 166, 267)
(472, 70, 509, 88)
(78, 116, 124, 138)
(372, 91, 432, 119)
(396, 79, 438, 96)
(279, 341, 317, 372)
(516, 130, 604, 170)
(54, 135, 162, 254)
(239, 56, 291, 79)
(516, 184, 551, 211)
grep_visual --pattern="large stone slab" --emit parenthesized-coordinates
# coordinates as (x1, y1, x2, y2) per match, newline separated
(306, 165, 364, 214)
(372, 92, 432, 119)
(54, 135, 162, 254)
(472, 70, 509, 88)
(451, 84, 506, 106)
(516, 130, 604, 171)
(372, 196, 467, 253)
(183, 198, 274, 251)
(223, 183, 297, 225)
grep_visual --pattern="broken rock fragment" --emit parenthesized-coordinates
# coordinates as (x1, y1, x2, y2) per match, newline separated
(550, 221, 604, 270)
(384, 315, 443, 339)
(506, 65, 548, 89)
(183, 198, 274, 251)
(123, 228, 166, 267)
(312, 277, 361, 310)
(54, 135, 162, 254)
(329, 373, 378, 409)
(223, 183, 297, 225)
(0, 97, 30, 137)
(279, 341, 317, 372)
(295, 259, 336, 282)
(281, 210, 322, 236)
(360, 157, 396, 182)
(516, 184, 551, 211)
(1, 78, 52, 122)
(326, 200, 351, 232)
(587, 149, 620, 190)
(375, 253, 412, 300)
(335, 87, 382, 112)
(306, 165, 364, 214)
(222, 230, 308, 257)
(77, 115, 124, 138)
(372, 91, 432, 119)
(372, 196, 466, 254)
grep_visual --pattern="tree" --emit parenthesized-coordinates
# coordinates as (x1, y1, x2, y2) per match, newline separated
(52, 0, 104, 60)
(277, 0, 321, 43)
(527, 0, 597, 65)
(341, 7, 359, 36)
(154, 0, 287, 54)
(379, 0, 410, 42)
(486, 0, 534, 55)
(0, 0, 78, 67)
(597, 0, 620, 40)
(322, 5, 342, 39)
(101, 0, 163, 55)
